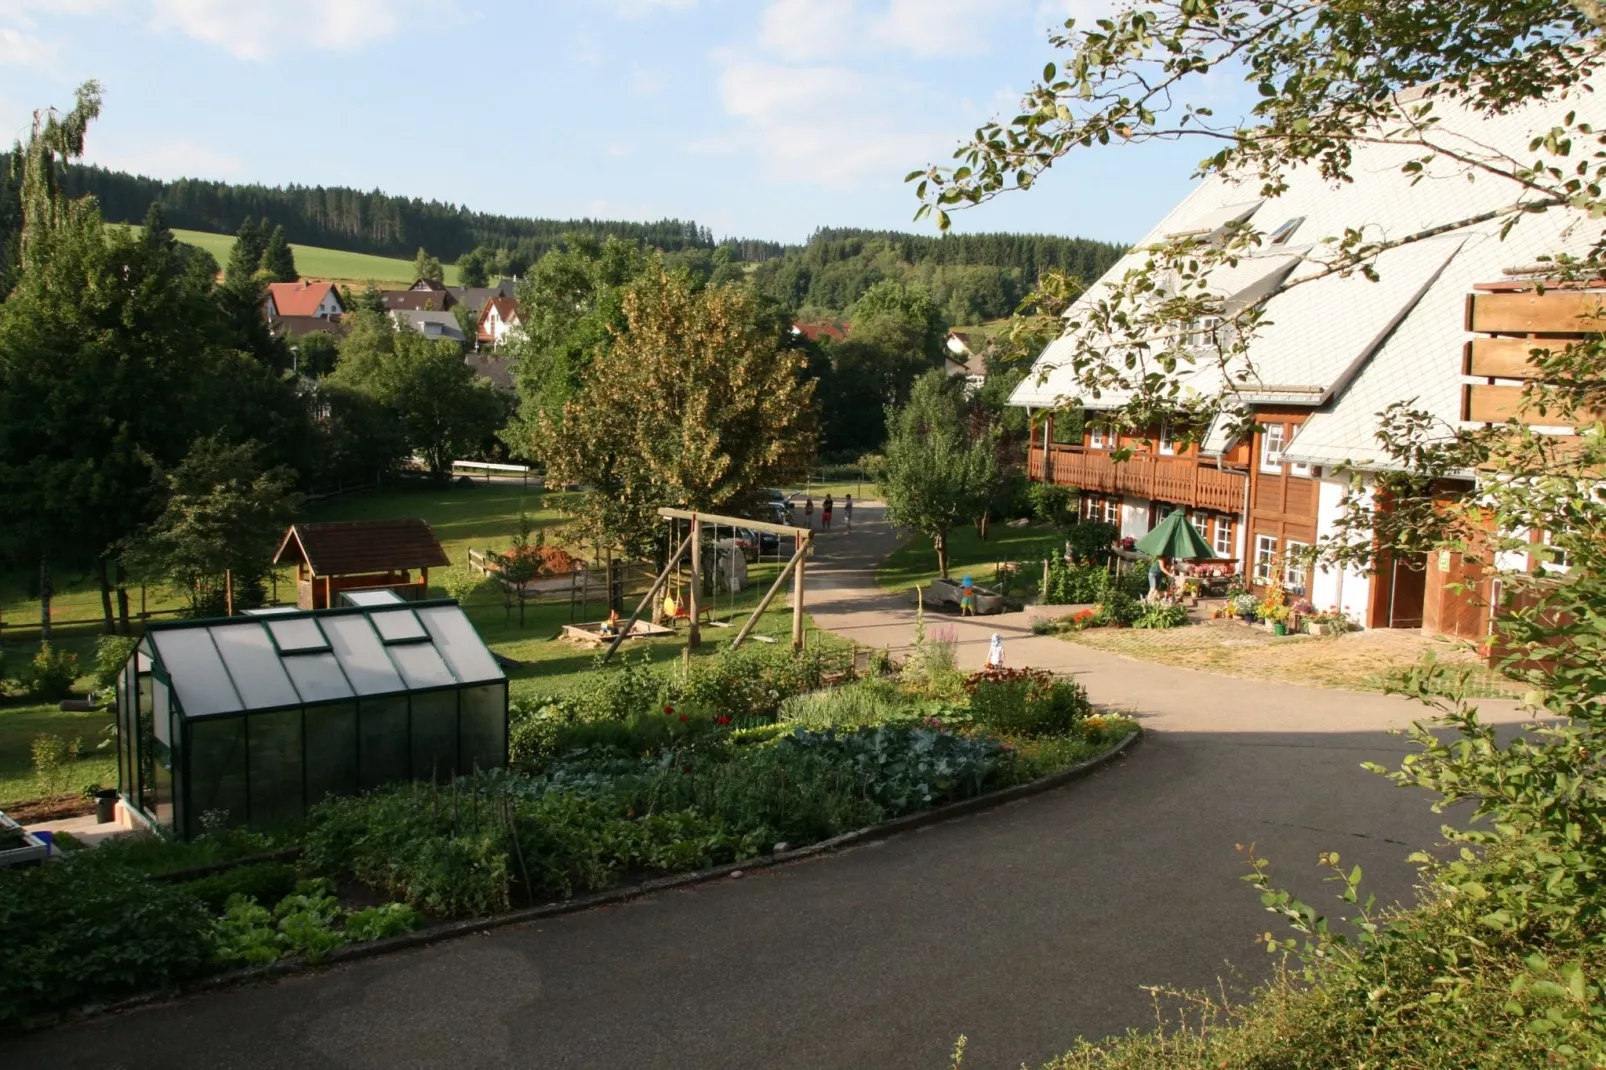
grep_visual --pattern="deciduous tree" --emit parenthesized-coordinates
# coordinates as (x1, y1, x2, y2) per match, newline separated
(412, 246, 444, 284)
(540, 263, 817, 553)
(877, 370, 997, 578)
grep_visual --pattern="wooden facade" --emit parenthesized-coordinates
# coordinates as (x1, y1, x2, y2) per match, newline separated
(1026, 413, 1249, 515)
(1241, 410, 1321, 597)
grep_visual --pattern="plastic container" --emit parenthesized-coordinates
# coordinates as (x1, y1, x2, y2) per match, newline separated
(95, 789, 118, 825)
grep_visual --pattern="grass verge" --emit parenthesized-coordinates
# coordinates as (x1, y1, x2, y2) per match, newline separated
(877, 522, 1063, 593)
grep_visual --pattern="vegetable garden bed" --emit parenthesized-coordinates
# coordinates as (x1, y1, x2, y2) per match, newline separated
(0, 643, 1137, 1032)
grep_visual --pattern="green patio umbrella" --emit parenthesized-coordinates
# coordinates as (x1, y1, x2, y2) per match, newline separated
(1133, 511, 1216, 560)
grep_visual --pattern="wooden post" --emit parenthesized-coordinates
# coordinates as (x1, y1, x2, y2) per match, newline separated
(730, 539, 807, 649)
(791, 533, 809, 649)
(224, 570, 234, 617)
(601, 531, 693, 664)
(688, 514, 702, 650)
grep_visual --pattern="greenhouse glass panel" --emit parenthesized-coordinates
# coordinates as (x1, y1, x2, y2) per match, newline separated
(419, 607, 505, 684)
(211, 623, 299, 710)
(248, 709, 304, 828)
(187, 717, 249, 834)
(152, 679, 172, 746)
(459, 684, 507, 772)
(321, 614, 404, 695)
(305, 703, 358, 804)
(152, 629, 242, 716)
(390, 642, 455, 689)
(150, 741, 174, 832)
(267, 616, 329, 654)
(410, 690, 459, 781)
(371, 609, 427, 644)
(282, 652, 354, 704)
(359, 695, 410, 789)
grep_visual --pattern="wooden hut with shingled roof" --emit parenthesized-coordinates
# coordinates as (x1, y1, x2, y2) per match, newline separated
(273, 519, 451, 610)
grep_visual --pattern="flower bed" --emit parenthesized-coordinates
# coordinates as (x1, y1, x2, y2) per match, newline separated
(0, 644, 1136, 1030)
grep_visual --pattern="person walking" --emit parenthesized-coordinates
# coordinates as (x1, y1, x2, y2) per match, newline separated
(843, 493, 853, 532)
(822, 493, 833, 530)
(959, 574, 977, 616)
(803, 495, 814, 530)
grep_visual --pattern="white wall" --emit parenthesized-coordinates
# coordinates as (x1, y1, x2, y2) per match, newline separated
(1120, 496, 1150, 540)
(1310, 476, 1372, 625)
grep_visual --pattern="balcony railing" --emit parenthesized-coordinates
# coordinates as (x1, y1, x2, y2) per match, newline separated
(1028, 444, 1247, 514)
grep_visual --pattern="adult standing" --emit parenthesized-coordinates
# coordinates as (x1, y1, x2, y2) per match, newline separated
(843, 493, 853, 532)
(1148, 555, 1174, 597)
(822, 493, 833, 530)
(803, 495, 814, 530)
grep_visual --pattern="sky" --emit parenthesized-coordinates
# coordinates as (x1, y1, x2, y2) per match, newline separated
(0, 0, 1257, 247)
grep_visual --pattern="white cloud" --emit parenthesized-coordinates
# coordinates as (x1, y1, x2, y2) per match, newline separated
(148, 0, 418, 61)
(0, 0, 114, 24)
(758, 0, 854, 62)
(869, 0, 1002, 58)
(85, 137, 245, 180)
(0, 25, 56, 69)
(600, 0, 696, 16)
(707, 60, 951, 189)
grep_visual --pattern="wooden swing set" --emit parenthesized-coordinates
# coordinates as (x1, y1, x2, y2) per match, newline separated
(600, 506, 813, 663)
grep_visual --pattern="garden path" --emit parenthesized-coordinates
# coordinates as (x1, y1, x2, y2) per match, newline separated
(6, 506, 1535, 1070)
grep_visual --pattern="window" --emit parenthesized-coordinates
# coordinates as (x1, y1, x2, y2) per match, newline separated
(1267, 216, 1306, 245)
(1189, 511, 1210, 542)
(1283, 541, 1310, 594)
(1104, 497, 1120, 525)
(1214, 516, 1235, 558)
(1260, 423, 1286, 473)
(1253, 535, 1278, 583)
(1290, 459, 1313, 478)
(1088, 423, 1106, 449)
(1186, 317, 1220, 348)
(1158, 424, 1175, 455)
(1539, 535, 1572, 574)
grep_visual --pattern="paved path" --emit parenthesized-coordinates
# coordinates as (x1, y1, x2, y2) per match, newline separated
(7, 508, 1530, 1070)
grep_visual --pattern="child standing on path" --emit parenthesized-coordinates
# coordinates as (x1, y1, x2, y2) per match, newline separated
(803, 495, 814, 530)
(843, 493, 853, 532)
(822, 494, 833, 530)
(959, 575, 977, 616)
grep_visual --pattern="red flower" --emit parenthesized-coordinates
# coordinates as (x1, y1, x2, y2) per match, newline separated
(682, 764, 693, 774)
(664, 704, 675, 716)
(679, 713, 689, 723)
(715, 715, 732, 726)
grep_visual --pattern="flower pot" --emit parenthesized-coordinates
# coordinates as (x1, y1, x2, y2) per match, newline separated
(95, 789, 118, 825)
(1272, 622, 1287, 636)
(1307, 622, 1328, 637)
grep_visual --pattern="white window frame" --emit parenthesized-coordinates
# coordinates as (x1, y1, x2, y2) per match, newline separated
(1289, 460, 1312, 478)
(1186, 316, 1220, 348)
(1260, 423, 1286, 474)
(1253, 535, 1278, 584)
(1103, 497, 1120, 525)
(1088, 423, 1106, 449)
(1213, 516, 1234, 558)
(1282, 541, 1310, 593)
(1158, 424, 1175, 455)
(1188, 511, 1210, 541)
(1539, 535, 1572, 574)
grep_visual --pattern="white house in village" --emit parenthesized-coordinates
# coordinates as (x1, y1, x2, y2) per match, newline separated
(476, 296, 522, 348)
(1014, 83, 1597, 638)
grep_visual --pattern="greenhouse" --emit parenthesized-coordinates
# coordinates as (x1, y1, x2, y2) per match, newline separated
(115, 600, 507, 840)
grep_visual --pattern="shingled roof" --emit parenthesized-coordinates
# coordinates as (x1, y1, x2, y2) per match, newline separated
(274, 519, 451, 577)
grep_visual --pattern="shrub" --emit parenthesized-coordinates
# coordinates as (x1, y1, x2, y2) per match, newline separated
(0, 863, 212, 1026)
(177, 861, 299, 915)
(1064, 520, 1118, 563)
(1094, 590, 1142, 627)
(1027, 481, 1077, 526)
(31, 732, 76, 796)
(965, 667, 1090, 737)
(778, 679, 921, 729)
(28, 642, 80, 700)
(672, 643, 828, 724)
(93, 634, 138, 694)
(1132, 602, 1189, 629)
(572, 649, 662, 723)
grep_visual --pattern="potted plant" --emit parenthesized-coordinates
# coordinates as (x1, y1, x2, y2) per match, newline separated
(1261, 602, 1291, 635)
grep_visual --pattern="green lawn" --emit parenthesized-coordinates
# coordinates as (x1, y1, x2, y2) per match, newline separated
(120, 226, 461, 287)
(877, 521, 1063, 593)
(0, 483, 840, 805)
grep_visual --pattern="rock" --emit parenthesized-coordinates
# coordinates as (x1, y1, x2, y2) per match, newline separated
(773, 842, 790, 854)
(730, 870, 744, 879)
(1006, 517, 1032, 527)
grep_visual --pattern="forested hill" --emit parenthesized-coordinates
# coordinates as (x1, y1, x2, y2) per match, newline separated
(752, 228, 1127, 324)
(44, 161, 717, 265)
(31, 160, 1126, 320)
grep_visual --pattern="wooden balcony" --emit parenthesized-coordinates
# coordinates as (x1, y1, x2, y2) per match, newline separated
(1028, 444, 1247, 514)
